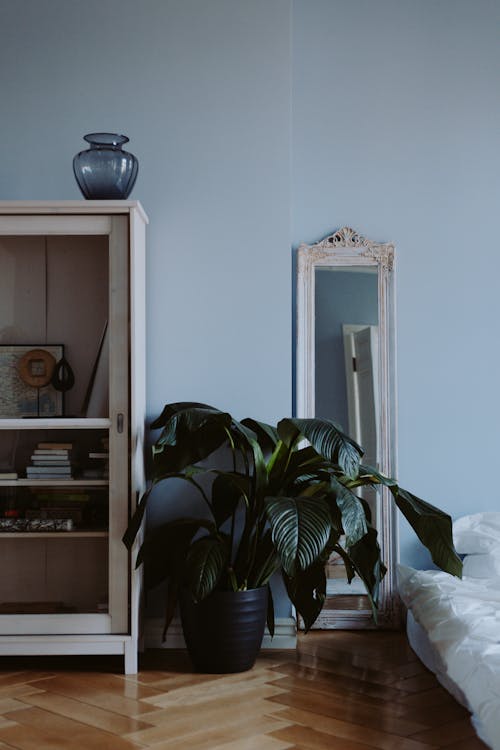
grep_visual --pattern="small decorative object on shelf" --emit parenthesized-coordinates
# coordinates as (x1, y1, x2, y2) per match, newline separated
(0, 345, 64, 417)
(0, 518, 74, 532)
(73, 133, 139, 199)
(51, 354, 75, 407)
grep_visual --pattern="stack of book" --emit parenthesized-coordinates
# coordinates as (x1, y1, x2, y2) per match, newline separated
(25, 442, 74, 480)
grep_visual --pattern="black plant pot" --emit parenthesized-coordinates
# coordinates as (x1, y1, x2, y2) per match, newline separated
(179, 587, 268, 673)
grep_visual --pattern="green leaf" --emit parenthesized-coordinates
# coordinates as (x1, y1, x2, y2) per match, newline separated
(392, 487, 462, 577)
(332, 482, 368, 547)
(357, 464, 398, 487)
(136, 518, 212, 590)
(346, 526, 386, 618)
(184, 535, 229, 601)
(211, 473, 246, 528)
(265, 495, 332, 577)
(283, 560, 326, 632)
(330, 543, 356, 583)
(151, 403, 232, 475)
(162, 579, 179, 641)
(266, 584, 275, 638)
(278, 418, 363, 479)
(241, 418, 279, 454)
(122, 486, 152, 549)
(248, 529, 280, 588)
(266, 440, 292, 489)
(269, 445, 330, 496)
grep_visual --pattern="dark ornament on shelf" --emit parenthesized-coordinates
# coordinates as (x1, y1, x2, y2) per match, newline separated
(52, 355, 75, 393)
(73, 133, 138, 199)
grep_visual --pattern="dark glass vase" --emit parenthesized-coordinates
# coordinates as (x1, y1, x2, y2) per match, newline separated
(73, 133, 138, 199)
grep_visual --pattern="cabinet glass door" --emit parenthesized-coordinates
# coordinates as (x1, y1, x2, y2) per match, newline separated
(0, 215, 129, 634)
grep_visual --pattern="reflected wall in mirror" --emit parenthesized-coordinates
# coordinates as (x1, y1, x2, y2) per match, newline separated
(296, 227, 398, 628)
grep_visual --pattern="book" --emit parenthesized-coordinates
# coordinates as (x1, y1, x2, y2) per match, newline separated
(37, 442, 73, 450)
(31, 456, 71, 466)
(0, 472, 18, 480)
(88, 452, 109, 459)
(25, 475, 75, 481)
(33, 449, 71, 456)
(26, 466, 72, 475)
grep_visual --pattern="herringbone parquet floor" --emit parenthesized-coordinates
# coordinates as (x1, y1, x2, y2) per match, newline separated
(0, 631, 489, 749)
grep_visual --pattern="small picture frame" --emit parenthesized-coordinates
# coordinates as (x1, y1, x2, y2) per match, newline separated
(0, 345, 64, 418)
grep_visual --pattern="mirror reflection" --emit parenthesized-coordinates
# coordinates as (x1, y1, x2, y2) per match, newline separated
(315, 267, 379, 476)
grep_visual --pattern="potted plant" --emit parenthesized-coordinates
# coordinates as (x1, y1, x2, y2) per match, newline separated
(123, 401, 461, 673)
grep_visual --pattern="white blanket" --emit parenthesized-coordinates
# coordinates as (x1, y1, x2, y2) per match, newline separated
(397, 564, 500, 750)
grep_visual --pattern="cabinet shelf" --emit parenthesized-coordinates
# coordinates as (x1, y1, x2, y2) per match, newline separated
(0, 418, 111, 430)
(0, 479, 108, 487)
(0, 530, 108, 539)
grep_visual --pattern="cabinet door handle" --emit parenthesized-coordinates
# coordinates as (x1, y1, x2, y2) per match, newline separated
(117, 413, 124, 433)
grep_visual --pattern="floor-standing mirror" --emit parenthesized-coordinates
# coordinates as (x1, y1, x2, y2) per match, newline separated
(296, 227, 399, 628)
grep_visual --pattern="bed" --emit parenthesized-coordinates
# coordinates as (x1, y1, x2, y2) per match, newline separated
(398, 513, 500, 750)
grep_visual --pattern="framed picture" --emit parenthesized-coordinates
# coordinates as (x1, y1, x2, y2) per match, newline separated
(0, 345, 64, 418)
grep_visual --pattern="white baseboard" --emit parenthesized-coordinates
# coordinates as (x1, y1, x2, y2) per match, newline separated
(144, 616, 297, 650)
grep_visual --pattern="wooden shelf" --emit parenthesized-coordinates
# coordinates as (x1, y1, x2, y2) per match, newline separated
(0, 480, 108, 487)
(0, 418, 111, 430)
(0, 531, 108, 539)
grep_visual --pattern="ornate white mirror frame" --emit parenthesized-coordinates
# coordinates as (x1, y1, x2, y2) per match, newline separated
(296, 226, 399, 628)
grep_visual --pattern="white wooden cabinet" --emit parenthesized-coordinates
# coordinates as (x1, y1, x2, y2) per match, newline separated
(0, 201, 147, 673)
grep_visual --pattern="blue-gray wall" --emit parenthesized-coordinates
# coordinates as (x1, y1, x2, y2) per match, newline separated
(292, 0, 500, 568)
(1, 0, 499, 604)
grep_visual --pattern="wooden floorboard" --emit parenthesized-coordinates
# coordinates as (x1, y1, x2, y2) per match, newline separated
(0, 631, 489, 749)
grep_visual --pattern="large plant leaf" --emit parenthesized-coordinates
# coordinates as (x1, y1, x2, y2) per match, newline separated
(278, 418, 363, 480)
(268, 444, 330, 496)
(330, 542, 356, 584)
(283, 560, 327, 632)
(122, 486, 152, 550)
(266, 584, 275, 638)
(239, 430, 269, 504)
(247, 528, 280, 588)
(136, 518, 213, 590)
(184, 535, 229, 601)
(265, 495, 332, 577)
(286, 446, 331, 478)
(345, 526, 386, 619)
(162, 578, 180, 641)
(151, 403, 232, 476)
(330, 480, 368, 547)
(392, 487, 462, 577)
(210, 472, 248, 528)
(123, 469, 212, 550)
(356, 464, 398, 488)
(241, 418, 279, 454)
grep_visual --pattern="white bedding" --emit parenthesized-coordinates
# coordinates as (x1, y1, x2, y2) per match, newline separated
(398, 564, 500, 750)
